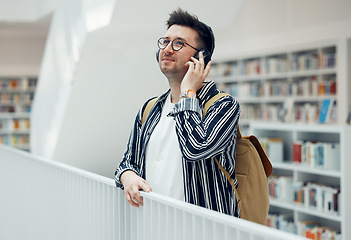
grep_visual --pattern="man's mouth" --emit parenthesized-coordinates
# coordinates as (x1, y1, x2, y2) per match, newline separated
(162, 56, 175, 62)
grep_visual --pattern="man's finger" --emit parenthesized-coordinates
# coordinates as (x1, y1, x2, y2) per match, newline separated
(204, 61, 212, 76)
(133, 193, 144, 206)
(125, 191, 139, 208)
(199, 51, 205, 66)
(186, 60, 195, 70)
(130, 185, 142, 203)
(140, 179, 152, 193)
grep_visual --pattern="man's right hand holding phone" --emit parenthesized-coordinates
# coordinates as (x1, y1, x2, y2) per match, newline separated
(181, 51, 212, 94)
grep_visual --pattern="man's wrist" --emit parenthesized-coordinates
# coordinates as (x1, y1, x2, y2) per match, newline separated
(120, 170, 136, 185)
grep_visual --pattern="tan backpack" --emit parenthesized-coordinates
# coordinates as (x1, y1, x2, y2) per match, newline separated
(142, 93, 273, 225)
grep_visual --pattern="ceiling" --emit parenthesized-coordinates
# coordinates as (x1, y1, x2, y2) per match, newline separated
(0, 14, 52, 36)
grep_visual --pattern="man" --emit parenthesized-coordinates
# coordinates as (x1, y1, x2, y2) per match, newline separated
(115, 8, 240, 217)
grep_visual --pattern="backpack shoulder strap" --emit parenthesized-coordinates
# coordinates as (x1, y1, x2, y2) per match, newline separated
(141, 97, 159, 125)
(203, 92, 243, 138)
(214, 157, 241, 204)
(203, 92, 231, 117)
(203, 92, 242, 202)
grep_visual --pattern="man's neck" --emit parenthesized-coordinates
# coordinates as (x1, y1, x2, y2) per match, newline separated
(168, 79, 181, 103)
(166, 74, 184, 103)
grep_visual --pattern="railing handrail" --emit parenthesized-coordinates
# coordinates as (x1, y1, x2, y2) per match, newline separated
(0, 144, 115, 186)
(0, 144, 307, 240)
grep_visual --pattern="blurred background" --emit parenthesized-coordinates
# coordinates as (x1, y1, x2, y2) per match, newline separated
(0, 0, 350, 178)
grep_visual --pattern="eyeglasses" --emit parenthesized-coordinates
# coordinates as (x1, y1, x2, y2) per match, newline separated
(157, 37, 200, 52)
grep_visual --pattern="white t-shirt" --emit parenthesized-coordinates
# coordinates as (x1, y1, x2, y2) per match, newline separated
(145, 94, 184, 201)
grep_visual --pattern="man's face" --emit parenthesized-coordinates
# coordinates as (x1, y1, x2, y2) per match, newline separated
(158, 25, 199, 79)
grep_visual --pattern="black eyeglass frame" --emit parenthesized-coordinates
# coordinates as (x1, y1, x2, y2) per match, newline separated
(157, 37, 200, 52)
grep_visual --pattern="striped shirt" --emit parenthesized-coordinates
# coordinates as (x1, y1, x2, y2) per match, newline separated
(115, 81, 240, 217)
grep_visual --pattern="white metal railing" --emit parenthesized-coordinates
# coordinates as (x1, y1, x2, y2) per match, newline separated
(0, 145, 307, 240)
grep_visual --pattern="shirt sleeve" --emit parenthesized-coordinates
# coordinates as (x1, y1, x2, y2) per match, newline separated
(168, 97, 202, 117)
(169, 96, 240, 162)
(114, 108, 143, 189)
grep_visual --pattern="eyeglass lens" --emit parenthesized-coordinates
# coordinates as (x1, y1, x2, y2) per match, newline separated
(158, 38, 184, 51)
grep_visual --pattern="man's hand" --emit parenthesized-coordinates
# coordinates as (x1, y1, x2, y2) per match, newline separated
(120, 170, 152, 207)
(181, 51, 212, 93)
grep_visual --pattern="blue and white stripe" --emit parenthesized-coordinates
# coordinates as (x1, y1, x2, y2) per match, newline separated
(115, 81, 240, 217)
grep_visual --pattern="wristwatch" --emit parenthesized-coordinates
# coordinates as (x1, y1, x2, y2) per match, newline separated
(179, 89, 196, 99)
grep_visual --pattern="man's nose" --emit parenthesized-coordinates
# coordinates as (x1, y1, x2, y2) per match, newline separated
(164, 42, 174, 53)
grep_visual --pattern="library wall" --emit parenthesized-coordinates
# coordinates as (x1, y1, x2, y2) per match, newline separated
(0, 33, 46, 76)
(51, 27, 168, 176)
(39, 0, 351, 178)
(50, 2, 167, 176)
(214, 0, 351, 58)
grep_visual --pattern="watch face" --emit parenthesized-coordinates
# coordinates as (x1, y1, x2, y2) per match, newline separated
(187, 89, 196, 98)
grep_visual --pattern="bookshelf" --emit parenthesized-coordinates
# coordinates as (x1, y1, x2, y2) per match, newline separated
(0, 76, 37, 151)
(211, 39, 351, 239)
(210, 39, 351, 128)
(248, 122, 351, 240)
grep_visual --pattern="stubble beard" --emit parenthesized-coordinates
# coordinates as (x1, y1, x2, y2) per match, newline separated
(160, 63, 186, 85)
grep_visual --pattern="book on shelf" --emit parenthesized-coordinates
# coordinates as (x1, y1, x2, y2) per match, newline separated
(229, 83, 238, 98)
(292, 141, 303, 163)
(268, 215, 341, 239)
(0, 77, 37, 91)
(319, 51, 337, 69)
(298, 221, 341, 240)
(265, 57, 288, 74)
(266, 213, 295, 233)
(211, 50, 336, 78)
(347, 106, 351, 124)
(291, 52, 319, 71)
(8, 79, 19, 90)
(0, 135, 9, 145)
(293, 181, 304, 204)
(305, 141, 318, 167)
(261, 138, 284, 163)
(284, 98, 294, 122)
(298, 141, 340, 170)
(292, 103, 319, 123)
(237, 99, 335, 124)
(269, 175, 294, 203)
(0, 106, 15, 113)
(318, 77, 337, 96)
(323, 143, 340, 171)
(318, 99, 333, 123)
(297, 221, 320, 238)
(293, 181, 340, 215)
(0, 105, 31, 113)
(11, 135, 29, 146)
(242, 59, 261, 75)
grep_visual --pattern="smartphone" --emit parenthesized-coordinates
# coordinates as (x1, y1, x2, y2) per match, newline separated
(193, 49, 211, 68)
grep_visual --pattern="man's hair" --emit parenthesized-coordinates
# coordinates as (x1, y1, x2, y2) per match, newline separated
(166, 8, 214, 54)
